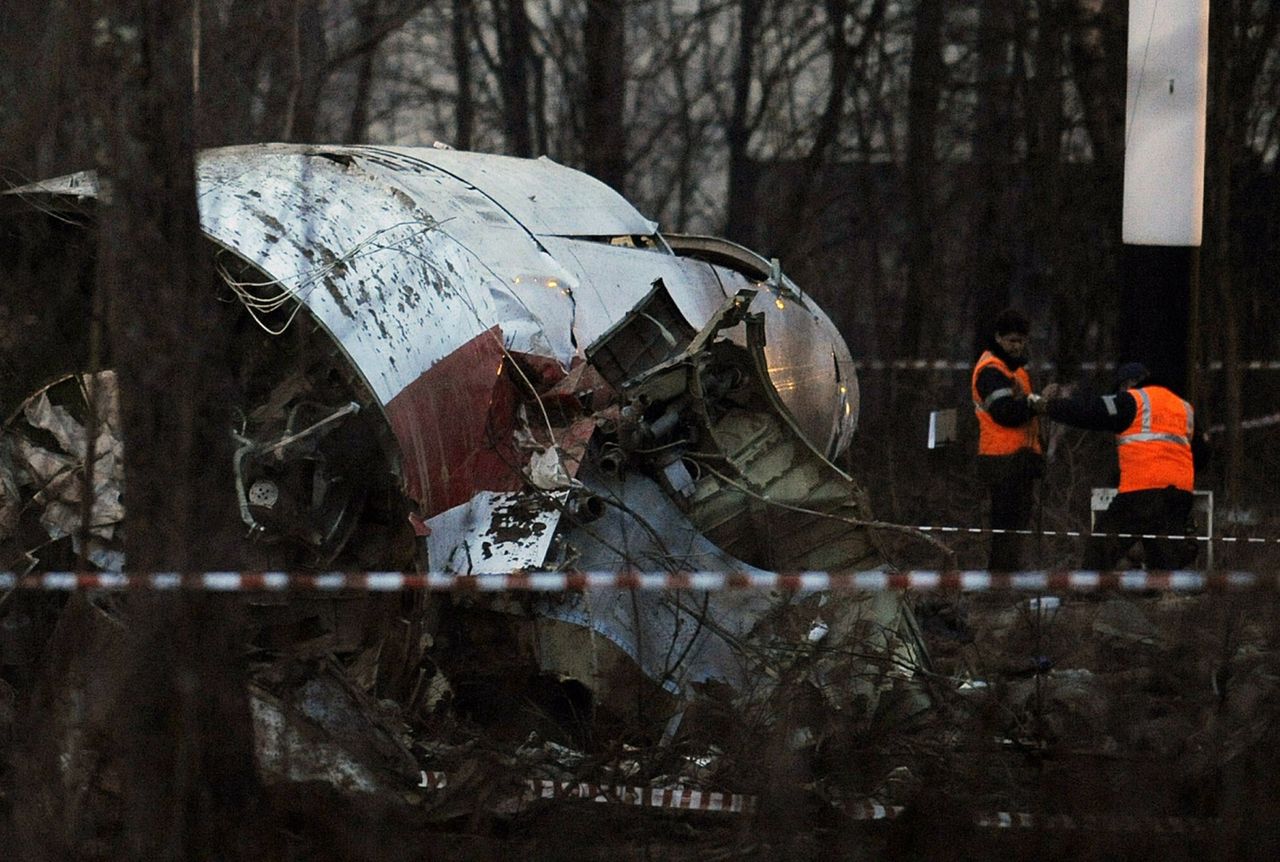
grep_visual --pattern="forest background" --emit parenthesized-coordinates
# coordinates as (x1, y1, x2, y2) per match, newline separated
(0, 3, 1279, 858)
(1, 0, 1278, 563)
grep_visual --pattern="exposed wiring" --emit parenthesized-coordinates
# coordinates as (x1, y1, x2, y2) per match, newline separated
(685, 456, 958, 565)
(215, 218, 442, 335)
(387, 230, 561, 448)
(426, 227, 569, 445)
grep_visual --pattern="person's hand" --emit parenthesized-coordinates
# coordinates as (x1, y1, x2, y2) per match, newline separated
(1041, 382, 1063, 400)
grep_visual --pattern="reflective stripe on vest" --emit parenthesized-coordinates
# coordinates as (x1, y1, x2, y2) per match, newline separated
(971, 351, 1041, 456)
(1116, 386, 1194, 493)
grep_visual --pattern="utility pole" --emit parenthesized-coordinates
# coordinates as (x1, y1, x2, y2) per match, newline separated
(1119, 0, 1210, 399)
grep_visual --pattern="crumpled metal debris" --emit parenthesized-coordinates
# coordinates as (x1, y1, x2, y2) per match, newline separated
(427, 490, 568, 575)
(251, 659, 420, 796)
(1, 373, 125, 569)
(0, 438, 23, 540)
(546, 290, 923, 722)
(426, 287, 929, 731)
(2, 144, 924, 790)
(525, 446, 573, 491)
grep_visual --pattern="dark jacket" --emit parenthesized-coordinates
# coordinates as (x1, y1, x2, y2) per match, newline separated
(1045, 388, 1210, 475)
(973, 342, 1043, 483)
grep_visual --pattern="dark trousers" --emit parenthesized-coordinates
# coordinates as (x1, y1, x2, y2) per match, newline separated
(1085, 487, 1197, 570)
(987, 472, 1036, 571)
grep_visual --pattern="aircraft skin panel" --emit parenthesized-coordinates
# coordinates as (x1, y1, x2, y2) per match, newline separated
(359, 145, 659, 237)
(0, 145, 926, 721)
(384, 326, 523, 517)
(538, 235, 730, 350)
(10, 145, 856, 458)
(196, 147, 502, 405)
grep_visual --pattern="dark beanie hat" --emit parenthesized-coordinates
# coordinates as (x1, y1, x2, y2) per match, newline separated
(993, 308, 1030, 336)
(1115, 361, 1150, 388)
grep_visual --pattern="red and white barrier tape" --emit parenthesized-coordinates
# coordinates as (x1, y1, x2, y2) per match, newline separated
(1, 569, 1277, 592)
(841, 799, 904, 820)
(971, 811, 1223, 833)
(911, 524, 1280, 545)
(418, 770, 1223, 831)
(418, 770, 755, 814)
(1209, 411, 1280, 434)
(853, 359, 1280, 372)
(913, 525, 1226, 542)
(841, 801, 1221, 832)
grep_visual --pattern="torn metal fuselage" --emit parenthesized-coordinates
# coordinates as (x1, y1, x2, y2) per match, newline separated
(598, 284, 880, 572)
(0, 144, 922, 729)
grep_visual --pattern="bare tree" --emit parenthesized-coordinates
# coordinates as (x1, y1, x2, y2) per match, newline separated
(966, 0, 1018, 348)
(1205, 1, 1280, 509)
(583, 0, 628, 192)
(723, 0, 765, 244)
(900, 0, 942, 358)
(345, 1, 383, 141)
(84, 2, 257, 857)
(491, 0, 538, 155)
(0, 1, 99, 182)
(453, 0, 476, 148)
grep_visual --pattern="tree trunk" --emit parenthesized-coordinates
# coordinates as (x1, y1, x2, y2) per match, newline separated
(1208, 0, 1243, 509)
(494, 0, 536, 156)
(968, 0, 1016, 352)
(1067, 0, 1126, 168)
(724, 0, 764, 245)
(773, 0, 882, 265)
(452, 0, 475, 149)
(901, 0, 942, 358)
(1024, 1, 1075, 378)
(279, 0, 329, 140)
(584, 0, 627, 192)
(87, 1, 258, 856)
(345, 0, 380, 143)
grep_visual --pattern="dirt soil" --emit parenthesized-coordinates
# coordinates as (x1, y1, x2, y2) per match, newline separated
(2, 588, 1279, 861)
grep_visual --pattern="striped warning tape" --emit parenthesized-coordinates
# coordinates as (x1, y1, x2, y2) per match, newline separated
(1209, 411, 1280, 434)
(1, 569, 1278, 592)
(841, 800, 1223, 832)
(912, 525, 1240, 543)
(971, 811, 1224, 833)
(853, 359, 1280, 372)
(917, 525, 1211, 541)
(531, 780, 753, 813)
(908, 523, 1280, 545)
(418, 770, 1224, 831)
(417, 771, 755, 814)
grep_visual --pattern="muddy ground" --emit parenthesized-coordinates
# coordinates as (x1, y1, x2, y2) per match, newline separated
(1, 583, 1278, 861)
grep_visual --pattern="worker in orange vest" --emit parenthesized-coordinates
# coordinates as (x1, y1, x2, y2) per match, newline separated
(971, 309, 1044, 571)
(1035, 362, 1201, 569)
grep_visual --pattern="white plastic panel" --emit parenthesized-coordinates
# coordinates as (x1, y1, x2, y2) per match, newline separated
(1122, 0, 1209, 246)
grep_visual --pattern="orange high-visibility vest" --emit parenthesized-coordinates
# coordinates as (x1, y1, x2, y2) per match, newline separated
(971, 351, 1041, 456)
(1116, 385, 1194, 493)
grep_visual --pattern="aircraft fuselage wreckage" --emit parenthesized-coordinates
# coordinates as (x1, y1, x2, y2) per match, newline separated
(0, 144, 926, 730)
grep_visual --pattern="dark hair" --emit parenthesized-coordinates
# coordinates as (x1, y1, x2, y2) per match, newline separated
(992, 308, 1030, 336)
